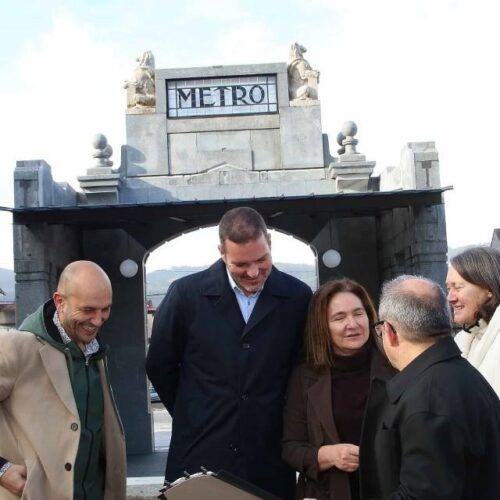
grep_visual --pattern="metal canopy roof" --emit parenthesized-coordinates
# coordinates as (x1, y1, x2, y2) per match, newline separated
(1, 187, 451, 229)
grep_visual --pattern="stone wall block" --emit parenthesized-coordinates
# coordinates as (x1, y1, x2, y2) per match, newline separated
(280, 106, 324, 169)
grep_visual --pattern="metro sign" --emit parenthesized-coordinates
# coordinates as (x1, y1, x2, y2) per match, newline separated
(167, 75, 278, 118)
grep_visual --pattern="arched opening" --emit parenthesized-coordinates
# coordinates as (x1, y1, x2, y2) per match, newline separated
(143, 225, 317, 451)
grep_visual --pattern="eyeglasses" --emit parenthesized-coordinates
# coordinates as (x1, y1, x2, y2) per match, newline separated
(373, 320, 384, 338)
(373, 320, 395, 338)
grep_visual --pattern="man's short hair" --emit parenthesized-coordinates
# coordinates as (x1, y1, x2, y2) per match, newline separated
(379, 275, 452, 342)
(218, 207, 270, 249)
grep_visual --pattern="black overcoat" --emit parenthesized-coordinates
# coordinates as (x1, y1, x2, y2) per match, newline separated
(146, 259, 312, 499)
(360, 336, 500, 500)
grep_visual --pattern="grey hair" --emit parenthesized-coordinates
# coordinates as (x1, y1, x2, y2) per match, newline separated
(379, 275, 452, 343)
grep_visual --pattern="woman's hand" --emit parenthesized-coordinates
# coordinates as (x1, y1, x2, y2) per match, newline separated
(317, 443, 359, 472)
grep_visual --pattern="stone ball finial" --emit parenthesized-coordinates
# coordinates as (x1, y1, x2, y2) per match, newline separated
(92, 133, 108, 150)
(92, 133, 113, 167)
(341, 121, 358, 138)
(338, 121, 359, 155)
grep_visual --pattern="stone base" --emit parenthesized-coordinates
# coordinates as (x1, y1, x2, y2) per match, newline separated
(126, 107, 156, 115)
(290, 99, 320, 107)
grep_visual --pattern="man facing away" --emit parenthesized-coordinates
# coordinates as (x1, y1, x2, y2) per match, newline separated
(146, 207, 312, 499)
(360, 275, 500, 500)
(0, 261, 126, 500)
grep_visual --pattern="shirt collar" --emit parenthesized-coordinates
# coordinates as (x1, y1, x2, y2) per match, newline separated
(386, 336, 459, 403)
(52, 310, 100, 359)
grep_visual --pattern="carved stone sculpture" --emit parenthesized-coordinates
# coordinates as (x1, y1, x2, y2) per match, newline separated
(124, 51, 156, 112)
(287, 43, 320, 101)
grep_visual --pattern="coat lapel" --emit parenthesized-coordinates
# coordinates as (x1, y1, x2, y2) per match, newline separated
(242, 267, 288, 338)
(39, 343, 79, 418)
(242, 287, 280, 338)
(213, 286, 246, 333)
(202, 260, 245, 334)
(307, 369, 340, 443)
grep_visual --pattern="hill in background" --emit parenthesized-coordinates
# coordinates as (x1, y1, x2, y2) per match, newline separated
(0, 243, 489, 306)
(146, 263, 317, 307)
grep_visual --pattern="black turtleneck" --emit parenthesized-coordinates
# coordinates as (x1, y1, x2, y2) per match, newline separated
(331, 338, 373, 500)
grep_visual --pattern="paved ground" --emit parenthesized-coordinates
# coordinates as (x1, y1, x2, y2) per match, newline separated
(127, 404, 171, 478)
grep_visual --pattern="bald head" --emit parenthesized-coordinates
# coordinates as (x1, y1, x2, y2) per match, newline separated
(57, 260, 112, 298)
(54, 261, 112, 350)
(379, 275, 452, 343)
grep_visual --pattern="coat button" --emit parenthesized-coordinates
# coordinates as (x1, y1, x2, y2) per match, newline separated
(242, 343, 250, 349)
(65, 463, 72, 471)
(71, 423, 79, 431)
(240, 394, 248, 400)
(229, 444, 238, 452)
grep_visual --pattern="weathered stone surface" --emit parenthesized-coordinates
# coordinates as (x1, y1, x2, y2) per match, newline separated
(14, 160, 77, 208)
(280, 105, 324, 169)
(492, 229, 500, 251)
(166, 114, 280, 134)
(380, 142, 441, 190)
(124, 114, 168, 176)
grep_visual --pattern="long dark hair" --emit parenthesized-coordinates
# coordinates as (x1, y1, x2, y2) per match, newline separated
(450, 247, 500, 323)
(305, 278, 377, 369)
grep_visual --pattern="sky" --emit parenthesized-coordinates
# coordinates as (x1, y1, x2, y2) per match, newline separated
(0, 0, 498, 270)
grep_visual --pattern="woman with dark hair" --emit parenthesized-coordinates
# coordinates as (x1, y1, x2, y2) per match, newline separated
(446, 246, 500, 395)
(282, 279, 395, 500)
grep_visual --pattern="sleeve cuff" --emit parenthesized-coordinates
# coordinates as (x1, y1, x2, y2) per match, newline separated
(0, 461, 12, 478)
(303, 446, 321, 480)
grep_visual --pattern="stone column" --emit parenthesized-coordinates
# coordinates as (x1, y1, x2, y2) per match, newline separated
(82, 228, 153, 454)
(312, 215, 380, 299)
(377, 204, 448, 288)
(13, 160, 79, 325)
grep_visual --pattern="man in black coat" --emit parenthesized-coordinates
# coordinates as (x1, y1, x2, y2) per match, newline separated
(146, 207, 312, 499)
(361, 275, 500, 500)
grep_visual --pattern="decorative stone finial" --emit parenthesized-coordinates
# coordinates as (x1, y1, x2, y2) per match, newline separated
(287, 42, 320, 102)
(124, 51, 156, 113)
(340, 121, 358, 155)
(92, 133, 113, 168)
(337, 132, 346, 155)
(78, 133, 121, 204)
(329, 120, 375, 192)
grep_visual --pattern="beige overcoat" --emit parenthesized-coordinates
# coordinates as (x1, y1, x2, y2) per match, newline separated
(0, 330, 126, 500)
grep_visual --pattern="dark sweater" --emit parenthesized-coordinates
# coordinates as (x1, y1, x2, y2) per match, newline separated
(331, 339, 372, 500)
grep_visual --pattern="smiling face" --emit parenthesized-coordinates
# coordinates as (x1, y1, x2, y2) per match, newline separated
(220, 233, 272, 296)
(446, 265, 490, 325)
(54, 288, 112, 350)
(53, 274, 112, 351)
(327, 291, 370, 356)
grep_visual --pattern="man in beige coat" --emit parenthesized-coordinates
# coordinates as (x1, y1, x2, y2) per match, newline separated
(0, 261, 126, 499)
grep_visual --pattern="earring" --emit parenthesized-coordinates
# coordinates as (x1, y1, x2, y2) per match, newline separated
(487, 292, 493, 298)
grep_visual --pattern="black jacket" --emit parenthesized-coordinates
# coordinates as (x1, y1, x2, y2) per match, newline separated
(146, 259, 312, 499)
(360, 336, 500, 500)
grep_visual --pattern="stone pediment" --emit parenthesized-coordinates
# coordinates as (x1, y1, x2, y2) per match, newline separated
(205, 163, 247, 173)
